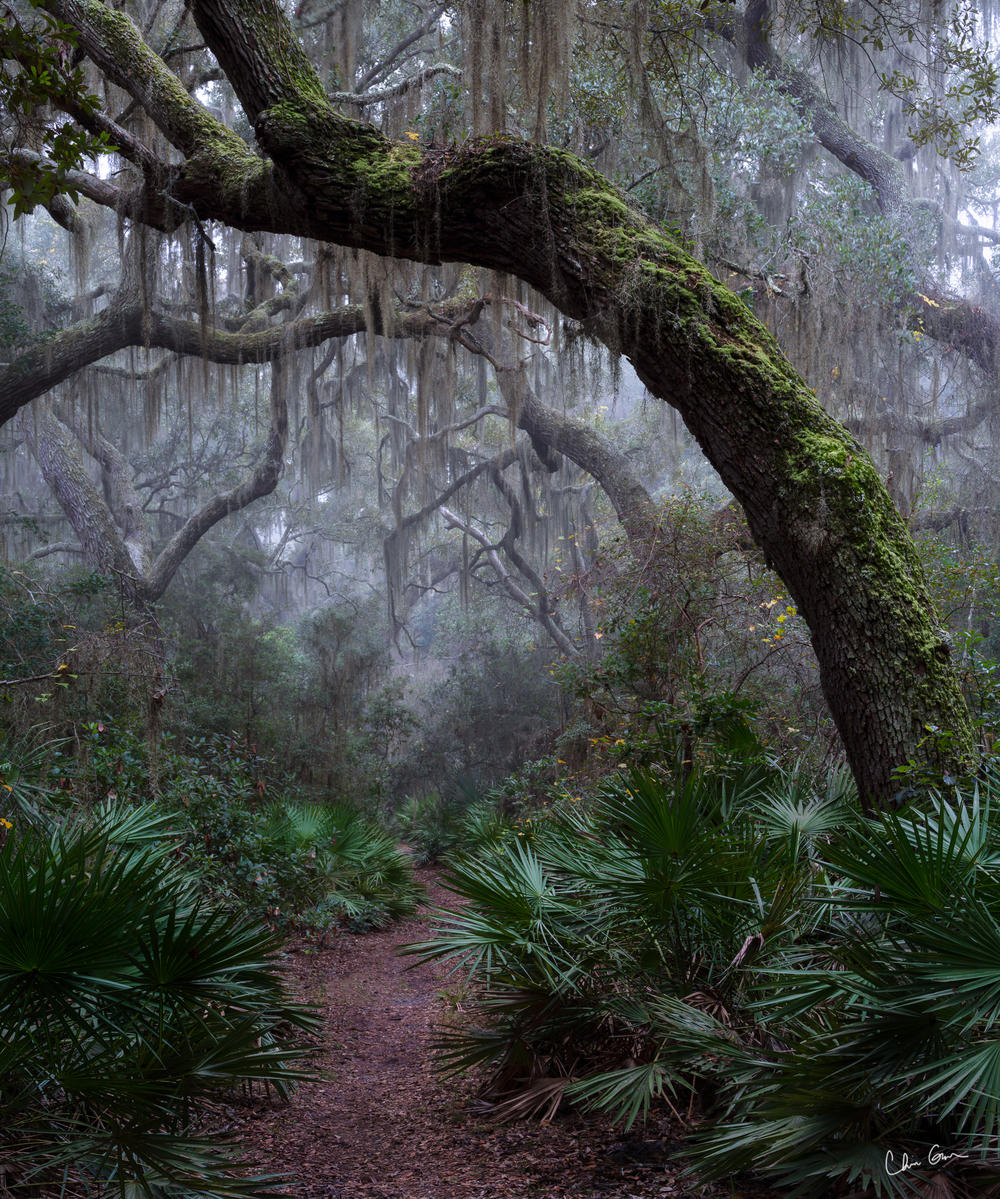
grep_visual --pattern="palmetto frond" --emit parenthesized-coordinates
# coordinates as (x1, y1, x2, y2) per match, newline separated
(0, 804, 315, 1197)
(415, 759, 1000, 1197)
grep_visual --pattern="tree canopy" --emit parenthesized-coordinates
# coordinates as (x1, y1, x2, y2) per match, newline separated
(5, 0, 1000, 800)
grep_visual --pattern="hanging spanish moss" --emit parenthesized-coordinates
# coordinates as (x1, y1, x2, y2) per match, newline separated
(463, 0, 576, 137)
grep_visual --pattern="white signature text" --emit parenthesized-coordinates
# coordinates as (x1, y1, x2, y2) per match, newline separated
(885, 1146, 969, 1177)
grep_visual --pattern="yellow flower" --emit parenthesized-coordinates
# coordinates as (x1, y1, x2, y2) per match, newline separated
(0, 818, 12, 830)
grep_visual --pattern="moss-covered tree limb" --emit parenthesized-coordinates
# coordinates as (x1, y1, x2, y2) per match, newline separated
(56, 406, 153, 569)
(383, 444, 519, 640)
(144, 364, 289, 602)
(12, 290, 654, 647)
(845, 394, 999, 450)
(463, 318, 660, 546)
(739, 0, 908, 216)
(0, 298, 432, 424)
(905, 289, 1000, 378)
(36, 0, 976, 800)
(4, 148, 125, 211)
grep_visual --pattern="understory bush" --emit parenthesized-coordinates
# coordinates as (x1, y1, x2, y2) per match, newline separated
(5, 725, 422, 935)
(393, 789, 508, 865)
(411, 744, 1000, 1197)
(0, 801, 315, 1197)
(161, 741, 423, 933)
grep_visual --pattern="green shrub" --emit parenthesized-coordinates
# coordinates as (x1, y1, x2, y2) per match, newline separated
(393, 786, 524, 866)
(410, 750, 1000, 1193)
(688, 777, 1000, 1196)
(18, 728, 422, 936)
(394, 791, 466, 865)
(408, 745, 821, 1120)
(255, 799, 423, 930)
(0, 802, 315, 1197)
(169, 765, 422, 933)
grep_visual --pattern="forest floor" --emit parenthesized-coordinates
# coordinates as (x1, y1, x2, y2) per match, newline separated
(238, 867, 778, 1199)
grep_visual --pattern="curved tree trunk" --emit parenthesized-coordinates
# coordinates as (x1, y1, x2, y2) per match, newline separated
(18, 405, 145, 603)
(36, 0, 978, 801)
(466, 320, 661, 546)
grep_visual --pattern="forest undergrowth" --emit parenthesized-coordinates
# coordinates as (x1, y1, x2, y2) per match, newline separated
(3, 539, 1000, 1199)
(236, 865, 783, 1199)
(5, 707, 1000, 1199)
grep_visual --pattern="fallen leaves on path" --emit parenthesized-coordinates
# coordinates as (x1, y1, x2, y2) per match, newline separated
(237, 869, 777, 1199)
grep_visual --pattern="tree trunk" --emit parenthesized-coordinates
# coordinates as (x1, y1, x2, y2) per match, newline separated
(468, 320, 662, 546)
(19, 366, 290, 607)
(18, 405, 146, 606)
(39, 0, 978, 802)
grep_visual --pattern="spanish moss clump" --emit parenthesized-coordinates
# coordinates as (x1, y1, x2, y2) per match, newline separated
(464, 0, 576, 137)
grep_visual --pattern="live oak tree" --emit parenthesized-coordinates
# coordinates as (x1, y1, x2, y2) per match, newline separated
(1, 0, 986, 803)
(5, 248, 655, 656)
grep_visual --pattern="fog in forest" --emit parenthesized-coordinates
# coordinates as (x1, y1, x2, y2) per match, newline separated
(5, 3, 1000, 1196)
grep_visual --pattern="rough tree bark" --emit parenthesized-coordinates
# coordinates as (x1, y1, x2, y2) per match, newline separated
(25, 0, 977, 801)
(18, 406, 141, 594)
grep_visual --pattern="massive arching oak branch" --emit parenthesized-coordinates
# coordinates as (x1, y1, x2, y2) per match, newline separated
(39, 0, 974, 801)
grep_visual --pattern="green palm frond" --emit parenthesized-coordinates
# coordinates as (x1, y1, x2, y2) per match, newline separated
(413, 758, 1000, 1197)
(753, 786, 856, 867)
(825, 800, 987, 912)
(567, 1060, 681, 1128)
(908, 1039, 1000, 1143)
(0, 807, 314, 1197)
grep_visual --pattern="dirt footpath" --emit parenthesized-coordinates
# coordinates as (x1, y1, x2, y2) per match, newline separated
(241, 868, 770, 1199)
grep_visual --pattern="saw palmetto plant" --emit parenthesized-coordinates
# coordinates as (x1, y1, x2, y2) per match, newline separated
(258, 798, 423, 927)
(408, 747, 844, 1113)
(411, 750, 1000, 1198)
(0, 802, 316, 1198)
(688, 780, 1000, 1198)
